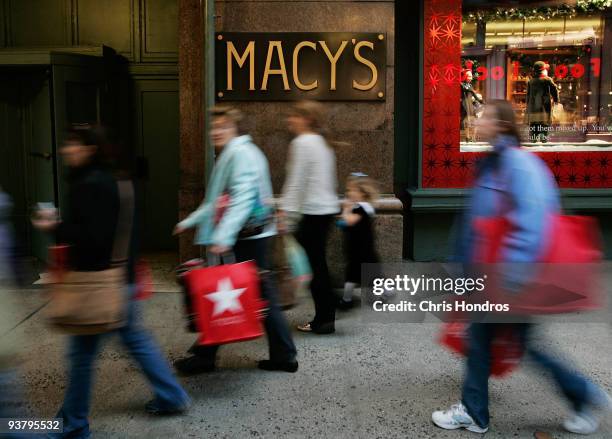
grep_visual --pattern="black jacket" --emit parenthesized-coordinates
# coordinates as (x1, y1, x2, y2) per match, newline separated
(57, 164, 119, 271)
(526, 76, 559, 124)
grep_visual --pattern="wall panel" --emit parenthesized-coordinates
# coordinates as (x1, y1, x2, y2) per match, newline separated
(142, 0, 178, 61)
(75, 0, 135, 59)
(8, 0, 70, 46)
(1, 1, 6, 47)
(133, 80, 180, 250)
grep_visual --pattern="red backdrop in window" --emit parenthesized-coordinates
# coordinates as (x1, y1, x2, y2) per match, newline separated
(422, 0, 612, 188)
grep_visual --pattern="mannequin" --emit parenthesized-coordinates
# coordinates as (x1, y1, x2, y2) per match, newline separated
(526, 61, 559, 143)
(460, 70, 484, 142)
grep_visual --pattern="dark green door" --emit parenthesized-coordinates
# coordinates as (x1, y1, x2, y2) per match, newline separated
(0, 53, 105, 262)
(0, 69, 55, 261)
(25, 70, 56, 261)
(0, 72, 29, 253)
(133, 80, 180, 251)
(50, 55, 105, 216)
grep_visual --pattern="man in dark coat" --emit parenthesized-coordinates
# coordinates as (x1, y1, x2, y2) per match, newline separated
(526, 61, 559, 143)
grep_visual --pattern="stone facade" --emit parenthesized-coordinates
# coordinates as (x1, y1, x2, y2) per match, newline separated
(215, 0, 395, 194)
(178, 0, 403, 281)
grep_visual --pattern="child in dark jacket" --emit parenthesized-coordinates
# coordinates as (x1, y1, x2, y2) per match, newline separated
(337, 173, 380, 309)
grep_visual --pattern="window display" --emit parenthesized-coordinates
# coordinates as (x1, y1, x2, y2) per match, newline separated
(423, 0, 612, 188)
(461, 2, 610, 147)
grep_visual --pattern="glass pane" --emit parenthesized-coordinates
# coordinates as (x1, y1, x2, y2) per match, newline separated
(460, 1, 611, 150)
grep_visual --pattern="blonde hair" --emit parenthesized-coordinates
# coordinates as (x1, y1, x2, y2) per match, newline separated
(290, 100, 327, 134)
(289, 100, 350, 150)
(211, 105, 246, 134)
(347, 175, 380, 203)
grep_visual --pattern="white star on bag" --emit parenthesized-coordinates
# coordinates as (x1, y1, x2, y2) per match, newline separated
(206, 278, 247, 316)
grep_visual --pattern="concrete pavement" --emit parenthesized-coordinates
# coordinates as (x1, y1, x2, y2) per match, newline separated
(4, 268, 612, 439)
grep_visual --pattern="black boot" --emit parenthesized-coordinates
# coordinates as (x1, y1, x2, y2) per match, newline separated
(257, 360, 299, 373)
(173, 355, 215, 376)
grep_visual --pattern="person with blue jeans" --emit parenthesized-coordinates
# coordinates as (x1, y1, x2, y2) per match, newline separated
(51, 286, 189, 438)
(432, 101, 611, 435)
(34, 127, 189, 439)
(173, 106, 297, 374)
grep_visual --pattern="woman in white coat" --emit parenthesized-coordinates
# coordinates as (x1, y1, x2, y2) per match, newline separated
(278, 101, 340, 334)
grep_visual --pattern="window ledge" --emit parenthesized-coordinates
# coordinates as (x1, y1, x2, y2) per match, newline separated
(461, 141, 612, 153)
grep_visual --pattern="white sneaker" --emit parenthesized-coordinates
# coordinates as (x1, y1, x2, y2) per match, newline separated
(432, 403, 489, 433)
(563, 388, 612, 435)
(563, 411, 599, 435)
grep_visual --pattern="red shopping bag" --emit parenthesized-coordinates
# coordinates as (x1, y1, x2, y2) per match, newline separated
(48, 244, 70, 280)
(184, 260, 265, 346)
(439, 323, 523, 377)
(134, 260, 153, 301)
(474, 215, 602, 264)
(473, 215, 603, 313)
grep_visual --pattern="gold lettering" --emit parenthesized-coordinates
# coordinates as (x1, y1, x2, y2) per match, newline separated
(319, 40, 348, 91)
(292, 41, 318, 91)
(261, 41, 290, 91)
(353, 41, 378, 91)
(227, 41, 255, 91)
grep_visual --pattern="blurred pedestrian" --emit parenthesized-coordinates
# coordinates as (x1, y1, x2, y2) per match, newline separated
(33, 126, 189, 439)
(173, 106, 298, 374)
(278, 100, 340, 334)
(0, 188, 34, 439)
(432, 100, 611, 435)
(336, 173, 380, 310)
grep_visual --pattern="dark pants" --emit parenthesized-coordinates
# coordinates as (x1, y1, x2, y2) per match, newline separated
(462, 323, 593, 429)
(295, 214, 336, 327)
(193, 237, 297, 363)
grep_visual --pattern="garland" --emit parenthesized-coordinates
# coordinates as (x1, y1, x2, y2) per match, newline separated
(464, 0, 611, 23)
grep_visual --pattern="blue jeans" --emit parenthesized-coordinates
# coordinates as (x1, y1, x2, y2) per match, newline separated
(0, 369, 36, 439)
(462, 323, 594, 429)
(52, 287, 188, 439)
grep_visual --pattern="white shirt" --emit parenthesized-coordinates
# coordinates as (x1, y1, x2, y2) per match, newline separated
(281, 133, 339, 215)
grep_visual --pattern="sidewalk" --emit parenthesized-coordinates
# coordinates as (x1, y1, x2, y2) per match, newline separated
(5, 265, 612, 438)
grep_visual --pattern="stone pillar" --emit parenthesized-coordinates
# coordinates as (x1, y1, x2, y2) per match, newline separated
(178, 0, 213, 261)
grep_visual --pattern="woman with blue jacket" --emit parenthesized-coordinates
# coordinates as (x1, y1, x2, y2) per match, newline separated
(432, 100, 610, 435)
(173, 106, 297, 374)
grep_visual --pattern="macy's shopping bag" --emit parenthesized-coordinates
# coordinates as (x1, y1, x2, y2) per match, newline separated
(473, 214, 603, 314)
(183, 260, 265, 346)
(439, 322, 524, 377)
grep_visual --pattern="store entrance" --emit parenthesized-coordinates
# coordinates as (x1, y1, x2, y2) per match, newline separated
(0, 51, 106, 262)
(0, 69, 55, 261)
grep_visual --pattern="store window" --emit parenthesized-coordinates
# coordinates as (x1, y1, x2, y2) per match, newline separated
(461, 2, 611, 150)
(422, 0, 612, 189)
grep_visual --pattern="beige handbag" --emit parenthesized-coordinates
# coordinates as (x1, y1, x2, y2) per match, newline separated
(46, 267, 126, 334)
(45, 181, 134, 335)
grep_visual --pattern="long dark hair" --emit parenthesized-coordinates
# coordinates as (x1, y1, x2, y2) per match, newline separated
(64, 125, 132, 177)
(64, 125, 106, 163)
